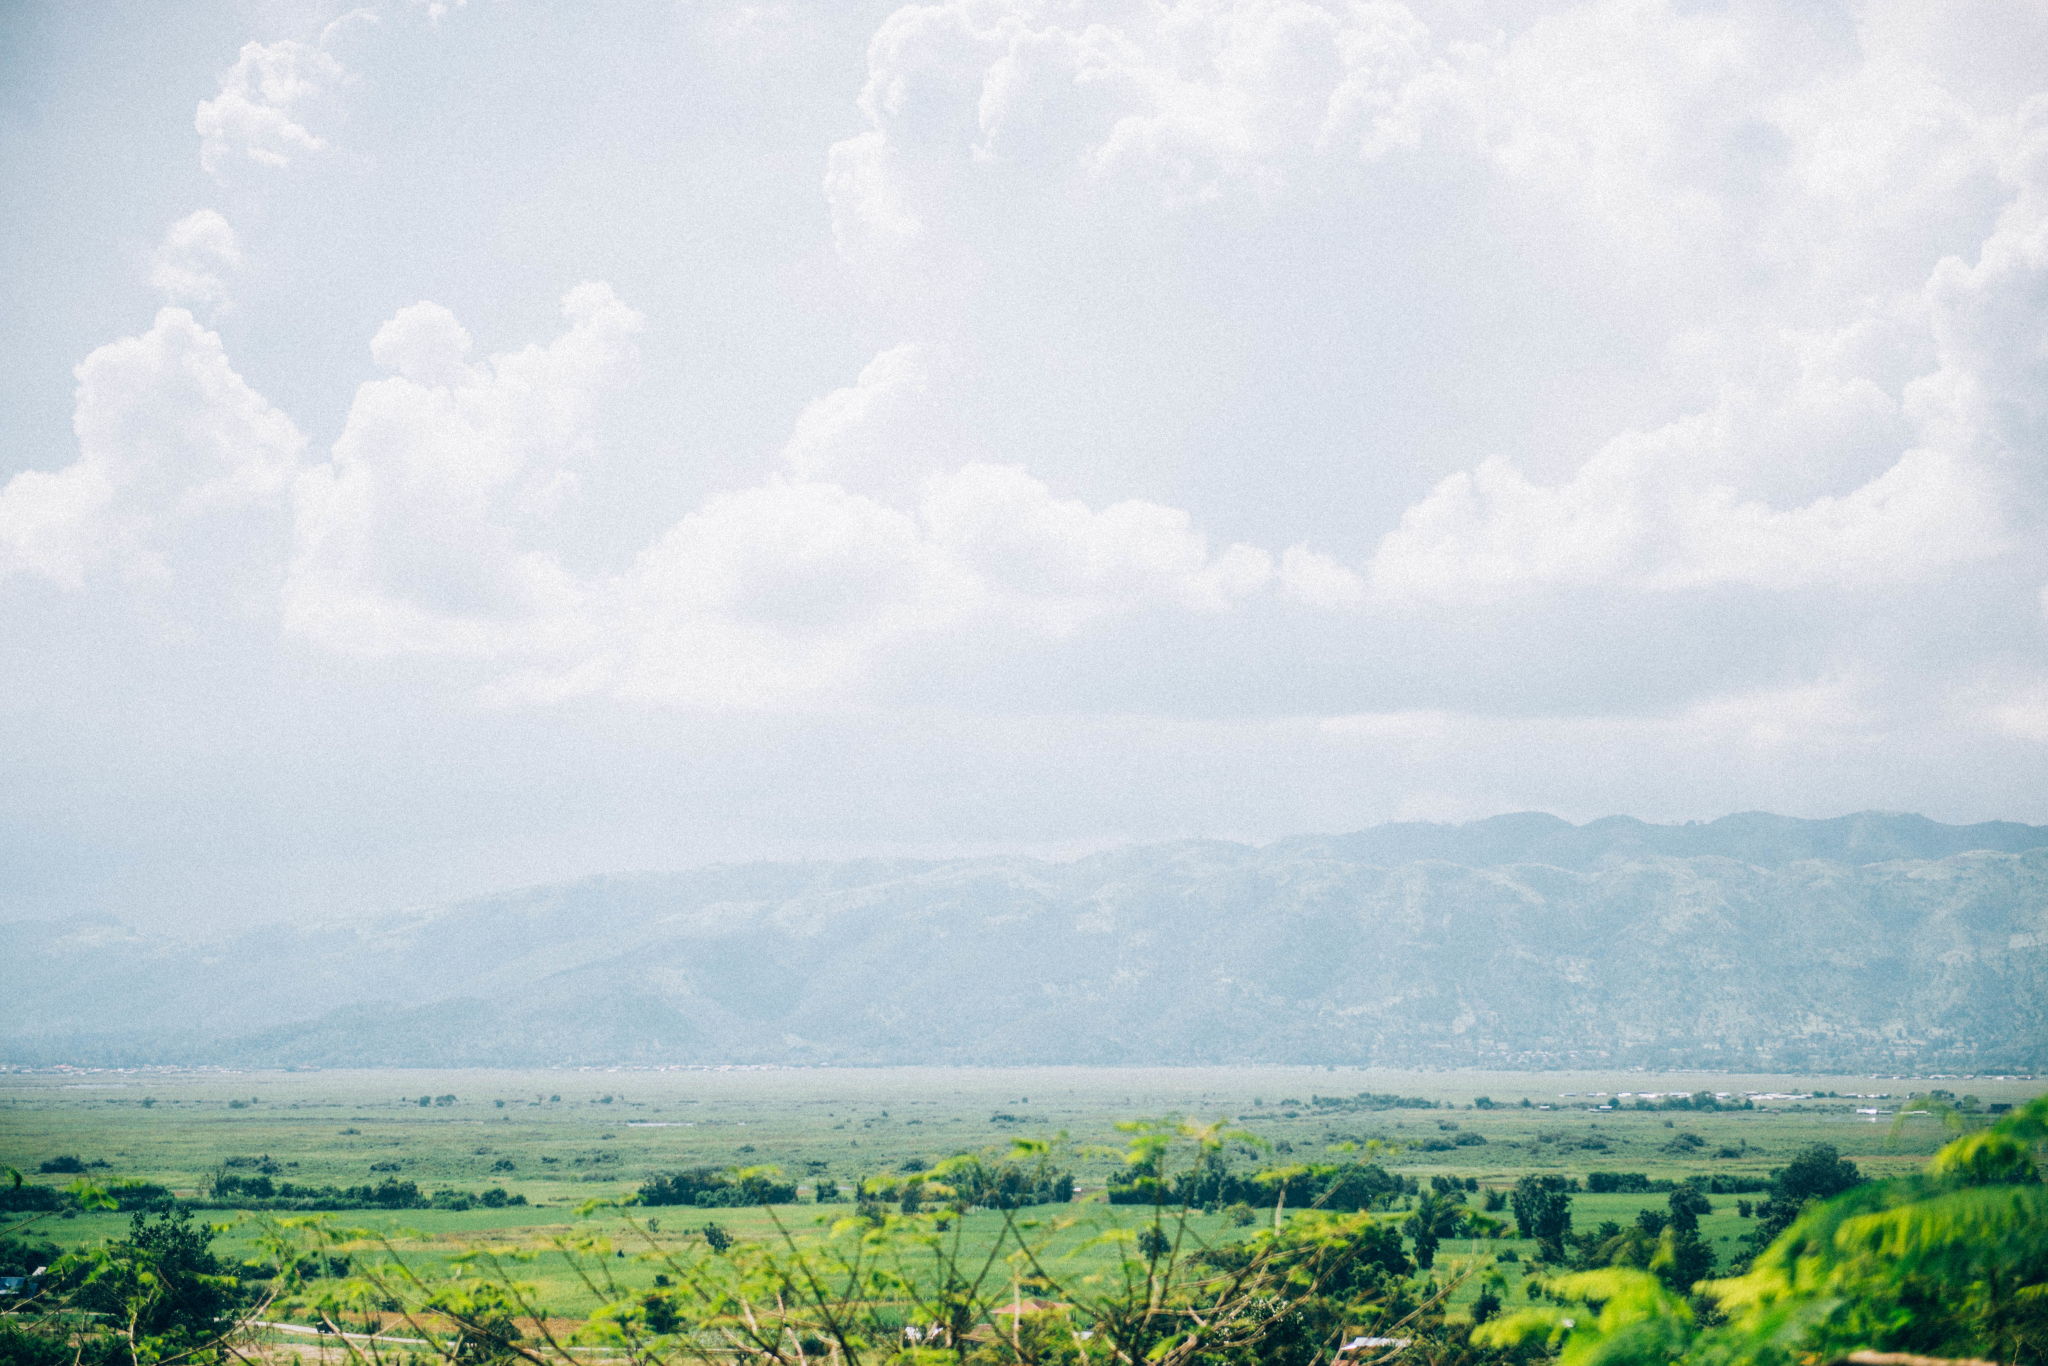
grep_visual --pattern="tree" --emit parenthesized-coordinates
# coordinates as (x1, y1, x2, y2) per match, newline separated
(75, 1208, 237, 1361)
(1666, 1182, 1711, 1234)
(1750, 1143, 1861, 1246)
(1402, 1192, 1465, 1269)
(1510, 1175, 1573, 1262)
(1650, 1224, 1714, 1295)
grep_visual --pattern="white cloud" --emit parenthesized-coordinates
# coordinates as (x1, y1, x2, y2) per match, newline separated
(1359, 441, 2005, 608)
(823, 0, 1462, 257)
(921, 462, 1271, 631)
(1321, 676, 1879, 758)
(1980, 684, 2048, 744)
(1277, 543, 1367, 610)
(283, 284, 644, 660)
(0, 310, 304, 587)
(780, 342, 931, 490)
(1348, 97, 2048, 608)
(533, 460, 1270, 708)
(147, 210, 244, 308)
(283, 281, 1272, 705)
(196, 40, 346, 180)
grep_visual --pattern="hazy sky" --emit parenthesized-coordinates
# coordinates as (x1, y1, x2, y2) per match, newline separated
(4, 0, 2047, 929)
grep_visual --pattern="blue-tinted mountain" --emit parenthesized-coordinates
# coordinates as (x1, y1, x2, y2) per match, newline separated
(5, 811, 2044, 1070)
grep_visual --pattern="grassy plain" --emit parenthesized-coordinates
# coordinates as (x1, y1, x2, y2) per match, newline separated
(4, 1066, 2035, 1326)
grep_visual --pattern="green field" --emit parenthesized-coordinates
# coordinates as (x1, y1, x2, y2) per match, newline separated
(4, 1065, 2034, 1326)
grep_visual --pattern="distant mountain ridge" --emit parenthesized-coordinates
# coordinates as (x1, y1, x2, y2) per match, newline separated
(1274, 810, 2048, 870)
(6, 810, 2046, 1071)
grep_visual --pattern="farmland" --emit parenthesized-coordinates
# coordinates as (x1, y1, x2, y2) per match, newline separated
(3, 1065, 2033, 1328)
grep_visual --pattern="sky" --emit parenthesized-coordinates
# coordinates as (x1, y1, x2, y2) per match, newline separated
(3, 0, 2047, 931)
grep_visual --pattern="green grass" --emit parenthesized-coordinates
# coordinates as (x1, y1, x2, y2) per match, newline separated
(5, 1065, 2029, 1323)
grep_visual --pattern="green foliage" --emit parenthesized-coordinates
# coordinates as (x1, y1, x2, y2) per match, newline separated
(1305, 1092, 1442, 1112)
(1482, 1092, 2048, 1366)
(1113, 1152, 1410, 1213)
(0, 1184, 66, 1212)
(1746, 1143, 1862, 1247)
(196, 1172, 521, 1210)
(637, 1166, 798, 1207)
(905, 1147, 1076, 1210)
(1403, 1191, 1467, 1269)
(1667, 1183, 1712, 1235)
(1510, 1176, 1574, 1262)
(0, 1234, 59, 1278)
(66, 1207, 242, 1363)
(1477, 1268, 1698, 1366)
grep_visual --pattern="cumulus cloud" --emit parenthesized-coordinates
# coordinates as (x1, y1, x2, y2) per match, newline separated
(779, 342, 932, 491)
(280, 281, 1272, 706)
(147, 210, 243, 308)
(1277, 544, 1368, 610)
(822, 0, 2007, 277)
(1348, 98, 2048, 608)
(531, 460, 1270, 708)
(196, 39, 346, 180)
(824, 0, 1461, 263)
(0, 310, 304, 587)
(283, 284, 644, 659)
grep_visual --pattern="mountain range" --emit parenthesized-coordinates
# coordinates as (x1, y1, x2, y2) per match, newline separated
(7, 810, 2046, 1070)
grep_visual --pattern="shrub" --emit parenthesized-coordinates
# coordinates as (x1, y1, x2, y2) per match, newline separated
(638, 1169, 797, 1208)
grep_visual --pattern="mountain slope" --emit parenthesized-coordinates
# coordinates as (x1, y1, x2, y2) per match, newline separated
(6, 812, 2045, 1069)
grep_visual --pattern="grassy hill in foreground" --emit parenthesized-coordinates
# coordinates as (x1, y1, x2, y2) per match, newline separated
(4, 810, 2045, 1069)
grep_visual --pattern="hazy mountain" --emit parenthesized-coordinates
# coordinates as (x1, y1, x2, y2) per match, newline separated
(7, 811, 2046, 1070)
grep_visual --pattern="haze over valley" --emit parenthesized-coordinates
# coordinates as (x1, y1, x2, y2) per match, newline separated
(12, 810, 2043, 1073)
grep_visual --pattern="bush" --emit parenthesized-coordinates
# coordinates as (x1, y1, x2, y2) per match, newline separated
(192, 1177, 519, 1211)
(37, 1157, 86, 1175)
(0, 1184, 64, 1212)
(1116, 1157, 1402, 1212)
(638, 1169, 797, 1208)
(918, 1155, 1074, 1210)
